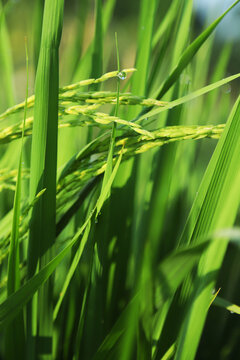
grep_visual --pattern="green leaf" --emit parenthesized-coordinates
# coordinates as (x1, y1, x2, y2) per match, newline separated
(73, 0, 116, 82)
(0, 146, 123, 329)
(53, 221, 91, 319)
(175, 95, 240, 360)
(90, 0, 103, 90)
(214, 296, 240, 315)
(5, 37, 29, 360)
(0, 0, 15, 108)
(26, 0, 65, 357)
(97, 33, 120, 215)
(155, 0, 240, 99)
(138, 72, 240, 122)
(96, 145, 124, 217)
(93, 241, 209, 359)
(0, 210, 93, 328)
(127, 0, 157, 120)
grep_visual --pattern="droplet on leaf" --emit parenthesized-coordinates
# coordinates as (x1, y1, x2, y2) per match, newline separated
(117, 71, 127, 80)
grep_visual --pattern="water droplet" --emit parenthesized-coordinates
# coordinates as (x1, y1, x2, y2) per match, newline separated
(224, 84, 231, 94)
(230, 311, 234, 314)
(95, 218, 98, 224)
(117, 71, 127, 80)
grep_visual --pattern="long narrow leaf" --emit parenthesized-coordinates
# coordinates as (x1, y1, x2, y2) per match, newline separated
(26, 0, 64, 358)
(175, 95, 240, 359)
(155, 0, 240, 99)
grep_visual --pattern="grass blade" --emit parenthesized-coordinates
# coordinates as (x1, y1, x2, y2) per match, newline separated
(0, 0, 15, 109)
(155, 0, 240, 100)
(175, 95, 240, 359)
(0, 147, 123, 328)
(214, 296, 240, 315)
(0, 211, 94, 328)
(26, 0, 64, 358)
(92, 241, 210, 359)
(90, 0, 103, 90)
(138, 72, 240, 122)
(4, 38, 29, 360)
(96, 33, 120, 217)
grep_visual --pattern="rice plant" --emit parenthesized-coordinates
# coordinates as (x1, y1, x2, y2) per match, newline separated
(0, 0, 240, 359)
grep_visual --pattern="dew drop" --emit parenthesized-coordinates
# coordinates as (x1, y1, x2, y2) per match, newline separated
(117, 71, 127, 80)
(230, 311, 234, 314)
(224, 84, 231, 94)
(95, 218, 98, 224)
